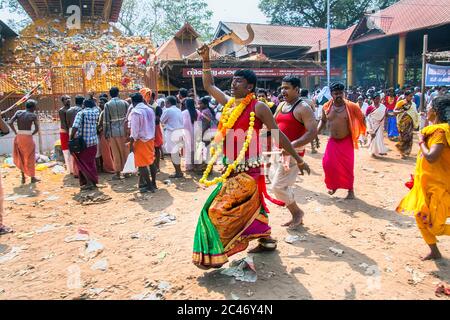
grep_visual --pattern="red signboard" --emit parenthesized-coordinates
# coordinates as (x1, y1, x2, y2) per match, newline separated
(183, 68, 342, 78)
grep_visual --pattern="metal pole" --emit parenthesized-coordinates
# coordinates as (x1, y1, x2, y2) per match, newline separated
(327, 0, 331, 86)
(420, 34, 428, 113)
(191, 68, 197, 100)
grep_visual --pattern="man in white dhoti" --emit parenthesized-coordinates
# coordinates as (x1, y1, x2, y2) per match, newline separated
(366, 93, 388, 157)
(161, 96, 184, 178)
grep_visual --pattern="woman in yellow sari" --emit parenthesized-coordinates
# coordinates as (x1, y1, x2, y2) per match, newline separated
(397, 95, 450, 260)
(394, 91, 419, 159)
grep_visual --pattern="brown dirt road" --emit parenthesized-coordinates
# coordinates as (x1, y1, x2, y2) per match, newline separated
(0, 135, 449, 300)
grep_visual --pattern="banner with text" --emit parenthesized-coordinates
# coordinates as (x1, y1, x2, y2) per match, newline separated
(425, 64, 450, 87)
(183, 68, 342, 78)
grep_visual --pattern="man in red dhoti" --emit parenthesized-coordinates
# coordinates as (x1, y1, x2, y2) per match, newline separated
(318, 82, 366, 199)
(9, 100, 40, 184)
(59, 95, 71, 173)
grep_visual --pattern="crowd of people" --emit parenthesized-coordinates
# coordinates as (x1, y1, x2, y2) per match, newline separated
(0, 51, 449, 267)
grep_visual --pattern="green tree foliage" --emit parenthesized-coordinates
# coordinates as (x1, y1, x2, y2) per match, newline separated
(118, 0, 213, 45)
(258, 0, 399, 29)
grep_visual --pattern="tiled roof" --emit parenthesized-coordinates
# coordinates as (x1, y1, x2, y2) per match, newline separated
(307, 25, 356, 53)
(346, 0, 450, 46)
(156, 37, 204, 60)
(156, 22, 219, 61)
(219, 22, 346, 48)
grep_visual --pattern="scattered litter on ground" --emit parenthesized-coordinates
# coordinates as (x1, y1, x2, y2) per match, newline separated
(91, 259, 108, 271)
(74, 193, 112, 206)
(154, 213, 176, 227)
(157, 251, 167, 261)
(5, 194, 30, 201)
(130, 233, 140, 239)
(40, 253, 56, 261)
(88, 288, 105, 296)
(284, 235, 306, 244)
(51, 165, 66, 174)
(3, 157, 15, 168)
(246, 290, 254, 297)
(16, 232, 35, 239)
(0, 246, 24, 264)
(221, 256, 257, 283)
(231, 293, 240, 300)
(85, 240, 104, 258)
(359, 263, 369, 270)
(406, 266, 426, 285)
(35, 224, 60, 234)
(329, 247, 344, 257)
(45, 195, 60, 201)
(65, 232, 90, 243)
(163, 180, 172, 185)
(111, 219, 128, 226)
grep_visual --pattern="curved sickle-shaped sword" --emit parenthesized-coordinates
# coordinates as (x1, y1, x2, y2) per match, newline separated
(202, 23, 255, 50)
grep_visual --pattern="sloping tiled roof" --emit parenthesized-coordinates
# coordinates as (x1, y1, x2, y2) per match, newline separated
(349, 0, 450, 45)
(156, 22, 219, 61)
(219, 22, 346, 48)
(307, 25, 356, 53)
(156, 37, 204, 60)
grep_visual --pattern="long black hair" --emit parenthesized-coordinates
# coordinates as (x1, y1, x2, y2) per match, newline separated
(432, 95, 450, 124)
(201, 96, 216, 120)
(185, 98, 197, 124)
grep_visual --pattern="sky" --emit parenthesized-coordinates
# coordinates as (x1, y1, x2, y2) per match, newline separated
(0, 0, 270, 33)
(207, 0, 268, 29)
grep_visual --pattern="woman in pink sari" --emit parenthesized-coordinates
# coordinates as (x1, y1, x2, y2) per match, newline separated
(182, 98, 201, 171)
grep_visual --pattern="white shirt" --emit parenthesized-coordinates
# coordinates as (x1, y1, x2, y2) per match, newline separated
(161, 105, 183, 131)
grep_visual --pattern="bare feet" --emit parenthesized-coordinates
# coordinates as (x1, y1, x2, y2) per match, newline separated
(328, 189, 337, 195)
(30, 177, 41, 184)
(421, 252, 442, 261)
(421, 245, 442, 261)
(346, 190, 355, 200)
(287, 209, 305, 230)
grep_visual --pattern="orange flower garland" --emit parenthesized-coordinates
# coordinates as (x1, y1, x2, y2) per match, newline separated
(200, 93, 256, 187)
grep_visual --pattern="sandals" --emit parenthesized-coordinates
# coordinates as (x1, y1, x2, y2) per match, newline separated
(0, 226, 13, 236)
(169, 174, 184, 179)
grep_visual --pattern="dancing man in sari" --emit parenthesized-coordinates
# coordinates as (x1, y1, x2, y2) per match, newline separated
(192, 45, 310, 269)
(9, 100, 40, 184)
(318, 82, 366, 200)
(394, 90, 419, 159)
(397, 95, 450, 261)
(366, 93, 388, 158)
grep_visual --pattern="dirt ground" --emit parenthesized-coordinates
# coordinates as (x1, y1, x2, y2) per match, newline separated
(0, 134, 449, 300)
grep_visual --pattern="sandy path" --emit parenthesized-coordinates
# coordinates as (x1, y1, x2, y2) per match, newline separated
(0, 135, 448, 300)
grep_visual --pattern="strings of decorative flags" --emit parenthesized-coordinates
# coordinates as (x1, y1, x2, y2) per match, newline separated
(1, 71, 51, 116)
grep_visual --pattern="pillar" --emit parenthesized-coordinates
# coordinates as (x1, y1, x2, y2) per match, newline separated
(397, 33, 407, 88)
(347, 45, 353, 88)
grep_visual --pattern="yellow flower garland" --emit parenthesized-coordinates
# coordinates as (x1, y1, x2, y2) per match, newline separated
(200, 94, 256, 187)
